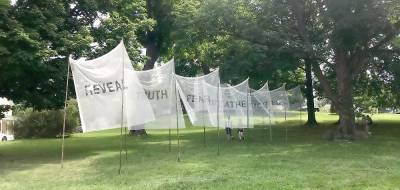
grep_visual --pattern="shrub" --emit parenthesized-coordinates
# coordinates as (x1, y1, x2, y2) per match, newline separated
(13, 99, 80, 138)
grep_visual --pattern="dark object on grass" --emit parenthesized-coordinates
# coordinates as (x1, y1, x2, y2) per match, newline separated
(129, 129, 147, 136)
(238, 128, 244, 140)
(225, 128, 232, 141)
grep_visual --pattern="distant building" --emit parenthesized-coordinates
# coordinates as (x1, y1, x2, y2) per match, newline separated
(0, 97, 13, 118)
(0, 98, 15, 140)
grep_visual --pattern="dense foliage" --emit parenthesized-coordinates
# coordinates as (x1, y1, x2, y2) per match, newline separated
(13, 99, 79, 138)
(0, 0, 153, 109)
(0, 0, 399, 138)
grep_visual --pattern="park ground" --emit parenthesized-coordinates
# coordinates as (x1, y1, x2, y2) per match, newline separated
(1, 113, 400, 190)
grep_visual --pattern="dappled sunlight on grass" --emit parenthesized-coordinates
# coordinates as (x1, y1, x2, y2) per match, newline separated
(1, 113, 400, 189)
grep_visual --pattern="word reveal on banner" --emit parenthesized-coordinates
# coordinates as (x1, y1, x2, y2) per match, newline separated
(70, 41, 154, 132)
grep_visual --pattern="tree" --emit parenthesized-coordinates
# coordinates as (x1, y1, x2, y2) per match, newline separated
(171, 0, 313, 125)
(286, 0, 400, 138)
(304, 58, 317, 126)
(0, 0, 93, 109)
(135, 0, 175, 69)
(0, 0, 152, 109)
(171, 0, 303, 85)
(171, 0, 400, 134)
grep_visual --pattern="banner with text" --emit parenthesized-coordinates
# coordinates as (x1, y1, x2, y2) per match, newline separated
(70, 41, 154, 132)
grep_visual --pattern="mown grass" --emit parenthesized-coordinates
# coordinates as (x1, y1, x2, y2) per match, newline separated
(0, 113, 400, 190)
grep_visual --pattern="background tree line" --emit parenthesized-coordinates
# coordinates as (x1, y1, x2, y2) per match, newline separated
(0, 0, 399, 139)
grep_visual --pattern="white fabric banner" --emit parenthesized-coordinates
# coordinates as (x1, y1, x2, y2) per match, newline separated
(287, 86, 303, 110)
(70, 41, 154, 132)
(131, 59, 185, 129)
(286, 86, 304, 120)
(250, 82, 274, 124)
(176, 70, 222, 127)
(269, 85, 289, 121)
(217, 79, 253, 128)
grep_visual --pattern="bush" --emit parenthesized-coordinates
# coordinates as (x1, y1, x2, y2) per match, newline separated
(13, 99, 80, 138)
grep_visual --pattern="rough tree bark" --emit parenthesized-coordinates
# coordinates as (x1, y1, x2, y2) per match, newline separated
(130, 41, 159, 136)
(304, 58, 318, 126)
(143, 41, 159, 70)
(289, 0, 356, 138)
(334, 49, 356, 138)
(201, 63, 211, 74)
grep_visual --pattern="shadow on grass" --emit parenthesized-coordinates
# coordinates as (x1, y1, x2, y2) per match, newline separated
(1, 119, 399, 180)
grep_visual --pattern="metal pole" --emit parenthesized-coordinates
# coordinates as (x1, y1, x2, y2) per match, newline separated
(299, 102, 302, 122)
(300, 86, 303, 122)
(284, 106, 287, 121)
(217, 84, 220, 156)
(119, 42, 126, 174)
(267, 84, 273, 143)
(61, 61, 70, 168)
(246, 89, 249, 140)
(124, 122, 128, 161)
(202, 91, 206, 147)
(284, 103, 287, 144)
(203, 125, 206, 147)
(174, 75, 181, 162)
(285, 89, 289, 144)
(169, 128, 171, 152)
(269, 109, 272, 142)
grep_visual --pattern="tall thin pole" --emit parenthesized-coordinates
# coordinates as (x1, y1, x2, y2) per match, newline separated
(285, 119, 288, 143)
(267, 84, 273, 143)
(123, 53, 128, 161)
(168, 128, 171, 152)
(174, 75, 181, 162)
(246, 89, 249, 139)
(202, 91, 206, 147)
(124, 120, 128, 161)
(61, 61, 70, 168)
(217, 84, 220, 156)
(203, 125, 206, 147)
(284, 106, 287, 121)
(300, 105, 302, 121)
(300, 91, 303, 123)
(119, 113, 123, 174)
(269, 108, 272, 142)
(284, 92, 288, 144)
(119, 43, 126, 174)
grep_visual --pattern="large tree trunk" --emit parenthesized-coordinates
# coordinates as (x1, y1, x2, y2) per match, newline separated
(305, 58, 318, 126)
(130, 41, 159, 136)
(143, 41, 159, 70)
(201, 63, 211, 74)
(335, 50, 356, 138)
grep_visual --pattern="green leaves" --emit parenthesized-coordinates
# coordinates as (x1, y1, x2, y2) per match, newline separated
(171, 0, 303, 89)
(0, 0, 151, 109)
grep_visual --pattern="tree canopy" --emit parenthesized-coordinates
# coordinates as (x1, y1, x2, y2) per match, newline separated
(0, 0, 399, 137)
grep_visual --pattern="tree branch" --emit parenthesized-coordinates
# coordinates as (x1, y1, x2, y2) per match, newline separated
(311, 61, 339, 107)
(369, 21, 400, 51)
(289, 0, 339, 106)
(224, 31, 270, 49)
(347, 21, 400, 79)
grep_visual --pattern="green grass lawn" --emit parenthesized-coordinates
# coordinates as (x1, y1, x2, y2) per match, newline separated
(1, 113, 400, 190)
